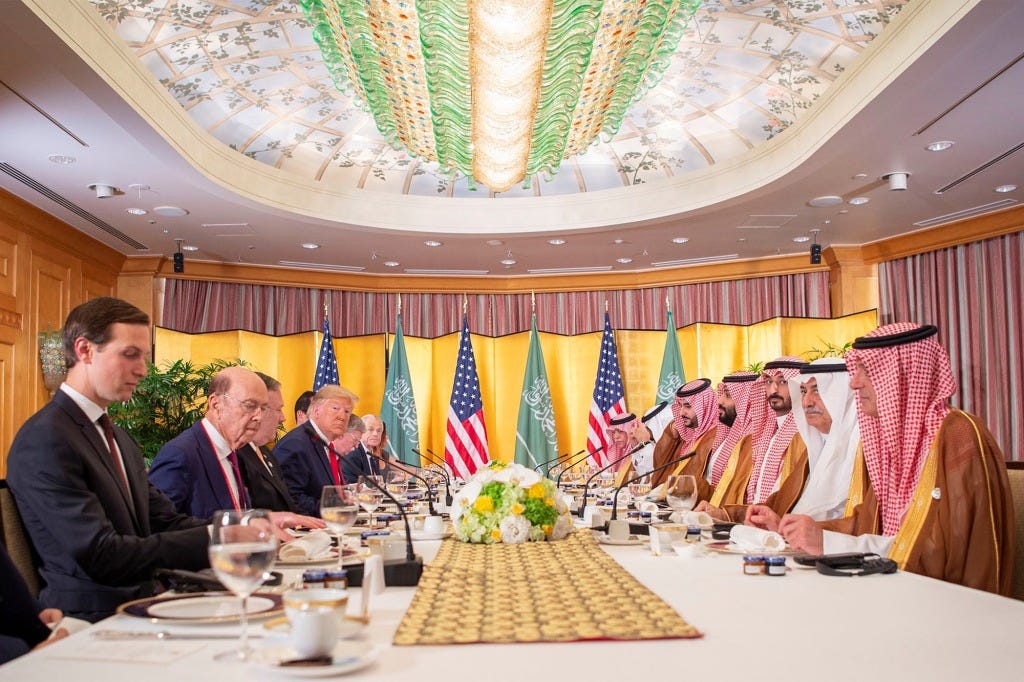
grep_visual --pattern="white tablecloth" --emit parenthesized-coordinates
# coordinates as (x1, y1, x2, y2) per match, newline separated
(2, 536, 1022, 681)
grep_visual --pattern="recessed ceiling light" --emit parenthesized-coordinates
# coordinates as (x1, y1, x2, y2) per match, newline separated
(613, 239, 626, 245)
(994, 184, 1017, 193)
(792, 236, 811, 243)
(848, 197, 870, 205)
(852, 173, 868, 179)
(424, 240, 443, 247)
(301, 243, 320, 249)
(616, 257, 632, 264)
(500, 258, 517, 265)
(808, 195, 843, 207)
(181, 245, 199, 252)
(47, 154, 76, 165)
(671, 237, 690, 244)
(925, 140, 955, 152)
(838, 209, 849, 214)
(384, 260, 400, 267)
(486, 239, 504, 246)
(153, 206, 189, 217)
(737, 237, 747, 242)
(125, 208, 147, 215)
(547, 238, 566, 246)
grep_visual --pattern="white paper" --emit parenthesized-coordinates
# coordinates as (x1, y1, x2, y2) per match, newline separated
(52, 641, 204, 664)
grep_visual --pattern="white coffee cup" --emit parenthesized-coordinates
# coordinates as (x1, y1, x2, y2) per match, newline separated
(283, 588, 348, 658)
(422, 516, 445, 535)
(607, 518, 630, 542)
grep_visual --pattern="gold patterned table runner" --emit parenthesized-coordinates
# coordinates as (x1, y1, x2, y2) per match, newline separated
(393, 531, 701, 645)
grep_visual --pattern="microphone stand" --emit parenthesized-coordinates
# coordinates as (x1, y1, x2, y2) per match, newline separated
(413, 449, 453, 506)
(577, 442, 647, 518)
(610, 450, 698, 521)
(365, 450, 438, 516)
(534, 449, 583, 475)
(554, 446, 604, 487)
(360, 476, 423, 586)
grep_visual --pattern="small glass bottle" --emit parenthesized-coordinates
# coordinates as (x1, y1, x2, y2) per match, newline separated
(765, 556, 787, 576)
(302, 568, 326, 589)
(324, 568, 348, 590)
(743, 555, 766, 575)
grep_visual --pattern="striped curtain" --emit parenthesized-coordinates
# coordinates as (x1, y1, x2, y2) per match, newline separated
(161, 271, 831, 338)
(879, 230, 1023, 461)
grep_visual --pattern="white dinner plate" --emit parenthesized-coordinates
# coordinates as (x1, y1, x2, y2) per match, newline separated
(253, 642, 379, 678)
(117, 592, 283, 624)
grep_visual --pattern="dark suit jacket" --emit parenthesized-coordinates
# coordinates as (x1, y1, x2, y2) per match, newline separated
(340, 442, 382, 484)
(274, 423, 337, 516)
(6, 391, 209, 621)
(0, 544, 50, 663)
(149, 421, 246, 519)
(237, 443, 297, 512)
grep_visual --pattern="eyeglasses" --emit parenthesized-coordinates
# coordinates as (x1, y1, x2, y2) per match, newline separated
(219, 393, 269, 416)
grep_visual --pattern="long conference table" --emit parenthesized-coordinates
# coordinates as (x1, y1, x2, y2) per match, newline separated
(3, 533, 1022, 681)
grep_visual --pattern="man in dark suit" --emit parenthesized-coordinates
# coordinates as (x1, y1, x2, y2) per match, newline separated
(275, 385, 358, 516)
(237, 372, 299, 512)
(149, 366, 269, 519)
(6, 297, 211, 621)
(341, 415, 381, 483)
(0, 544, 67, 663)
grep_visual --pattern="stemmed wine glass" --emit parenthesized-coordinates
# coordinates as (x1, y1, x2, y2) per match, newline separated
(320, 486, 358, 570)
(208, 509, 278, 662)
(665, 475, 698, 514)
(356, 476, 384, 528)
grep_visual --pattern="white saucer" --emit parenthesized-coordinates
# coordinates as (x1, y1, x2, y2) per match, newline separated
(254, 642, 378, 678)
(595, 533, 645, 546)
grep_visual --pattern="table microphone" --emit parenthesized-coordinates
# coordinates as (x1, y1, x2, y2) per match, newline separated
(364, 450, 438, 516)
(609, 450, 698, 521)
(412, 449, 453, 506)
(358, 476, 423, 586)
(534, 449, 583, 475)
(554, 445, 604, 487)
(577, 441, 648, 518)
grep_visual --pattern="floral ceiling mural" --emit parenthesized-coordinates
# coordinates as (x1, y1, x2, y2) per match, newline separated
(91, 0, 907, 197)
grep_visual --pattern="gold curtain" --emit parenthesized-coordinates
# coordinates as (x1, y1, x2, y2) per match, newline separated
(154, 310, 876, 463)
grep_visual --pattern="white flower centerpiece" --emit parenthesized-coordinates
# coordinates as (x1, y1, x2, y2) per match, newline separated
(450, 461, 573, 544)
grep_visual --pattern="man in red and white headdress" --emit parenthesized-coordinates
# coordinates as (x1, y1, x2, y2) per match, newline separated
(702, 371, 760, 494)
(649, 380, 718, 496)
(699, 358, 808, 521)
(745, 358, 861, 530)
(779, 323, 1014, 595)
(604, 413, 645, 474)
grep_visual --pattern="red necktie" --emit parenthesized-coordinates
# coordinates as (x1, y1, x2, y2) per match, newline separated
(227, 450, 251, 509)
(328, 444, 344, 485)
(97, 413, 130, 492)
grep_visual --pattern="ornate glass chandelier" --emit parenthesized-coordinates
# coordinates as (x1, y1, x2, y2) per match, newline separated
(301, 0, 702, 192)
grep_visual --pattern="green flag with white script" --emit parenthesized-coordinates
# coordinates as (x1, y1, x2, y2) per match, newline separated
(380, 313, 420, 464)
(514, 315, 558, 469)
(656, 310, 686, 403)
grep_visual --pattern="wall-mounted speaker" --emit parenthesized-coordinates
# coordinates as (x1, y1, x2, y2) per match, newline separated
(810, 243, 822, 264)
(173, 251, 185, 273)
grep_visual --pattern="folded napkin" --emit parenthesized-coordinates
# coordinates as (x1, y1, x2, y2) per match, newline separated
(729, 524, 786, 551)
(279, 530, 333, 561)
(637, 501, 660, 514)
(648, 484, 666, 501)
(675, 509, 708, 524)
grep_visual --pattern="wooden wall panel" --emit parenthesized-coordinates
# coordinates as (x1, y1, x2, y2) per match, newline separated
(0, 189, 123, 470)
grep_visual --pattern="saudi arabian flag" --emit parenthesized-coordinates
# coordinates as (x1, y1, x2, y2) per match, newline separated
(656, 310, 686, 403)
(514, 315, 558, 469)
(380, 313, 420, 464)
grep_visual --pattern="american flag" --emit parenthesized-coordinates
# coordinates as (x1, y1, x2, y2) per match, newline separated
(444, 316, 490, 479)
(312, 315, 339, 390)
(587, 312, 626, 466)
